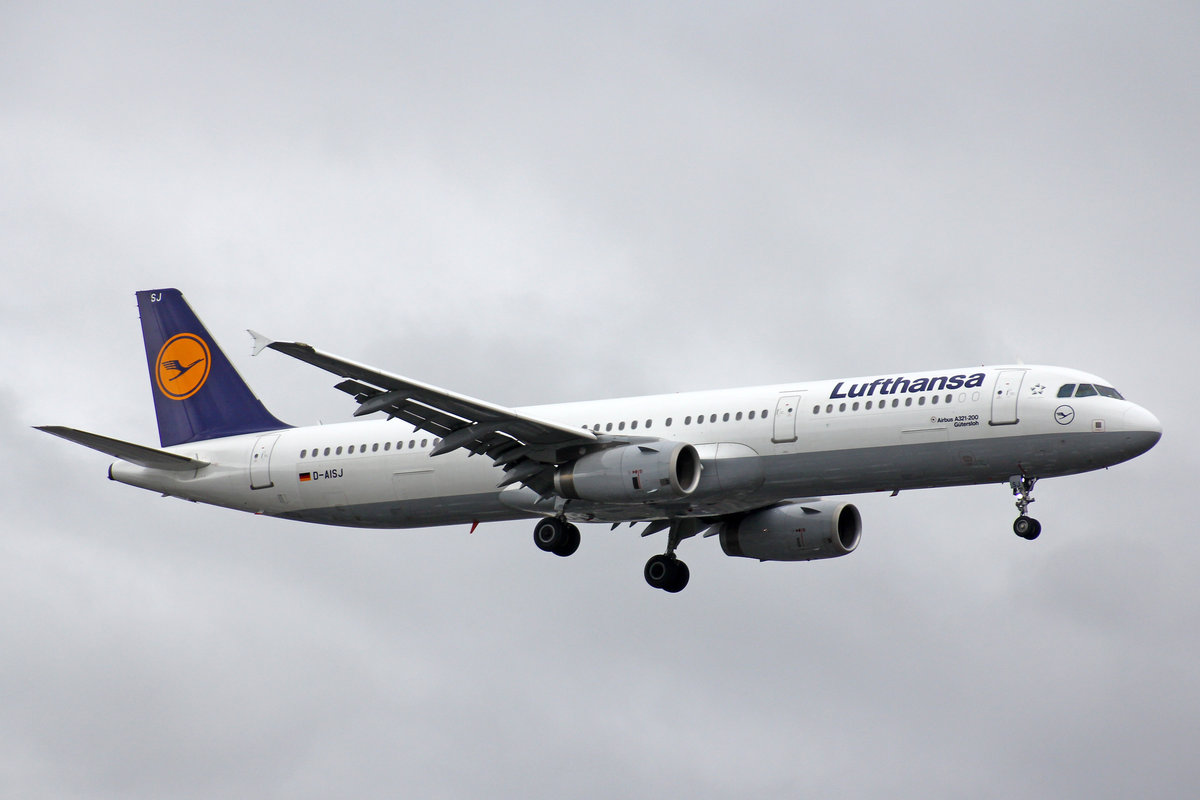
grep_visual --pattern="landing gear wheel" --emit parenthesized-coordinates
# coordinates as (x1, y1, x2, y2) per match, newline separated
(644, 554, 689, 592)
(534, 519, 581, 556)
(533, 518, 567, 553)
(644, 554, 671, 589)
(664, 560, 689, 593)
(554, 523, 581, 557)
(1013, 515, 1042, 540)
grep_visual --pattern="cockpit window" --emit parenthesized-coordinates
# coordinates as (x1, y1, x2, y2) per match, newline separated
(1062, 382, 1125, 400)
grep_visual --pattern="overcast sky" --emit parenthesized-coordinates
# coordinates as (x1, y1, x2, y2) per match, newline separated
(3, 2, 1198, 797)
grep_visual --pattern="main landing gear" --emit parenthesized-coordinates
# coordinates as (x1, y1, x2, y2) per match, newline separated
(643, 519, 697, 593)
(531, 516, 693, 593)
(1009, 474, 1042, 540)
(533, 517, 580, 557)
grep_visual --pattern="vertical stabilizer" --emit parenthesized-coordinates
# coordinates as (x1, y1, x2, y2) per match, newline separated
(137, 288, 290, 446)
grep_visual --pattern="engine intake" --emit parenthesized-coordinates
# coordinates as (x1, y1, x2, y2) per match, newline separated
(720, 501, 861, 562)
(555, 442, 701, 503)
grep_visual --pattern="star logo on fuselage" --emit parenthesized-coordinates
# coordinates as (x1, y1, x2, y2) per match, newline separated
(1030, 383, 1045, 395)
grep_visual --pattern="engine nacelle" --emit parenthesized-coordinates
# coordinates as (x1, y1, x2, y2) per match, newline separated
(720, 501, 862, 562)
(554, 442, 701, 503)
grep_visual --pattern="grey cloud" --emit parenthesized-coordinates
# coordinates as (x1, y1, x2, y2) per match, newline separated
(2, 2, 1197, 798)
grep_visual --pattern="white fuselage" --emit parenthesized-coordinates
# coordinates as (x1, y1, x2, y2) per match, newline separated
(108, 365, 1162, 529)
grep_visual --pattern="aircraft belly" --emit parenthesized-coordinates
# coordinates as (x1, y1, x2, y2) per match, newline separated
(279, 491, 522, 529)
(761, 430, 1143, 496)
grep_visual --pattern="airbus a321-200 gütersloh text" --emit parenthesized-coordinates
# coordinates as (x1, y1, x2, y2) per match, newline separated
(39, 289, 1162, 593)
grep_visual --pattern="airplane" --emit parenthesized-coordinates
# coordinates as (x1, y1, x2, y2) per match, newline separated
(38, 288, 1162, 592)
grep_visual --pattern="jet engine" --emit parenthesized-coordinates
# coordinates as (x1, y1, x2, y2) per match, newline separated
(554, 442, 701, 503)
(719, 501, 862, 562)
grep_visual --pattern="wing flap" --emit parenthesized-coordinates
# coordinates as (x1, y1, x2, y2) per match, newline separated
(258, 337, 597, 459)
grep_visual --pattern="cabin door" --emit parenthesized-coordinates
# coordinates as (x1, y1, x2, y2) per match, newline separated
(250, 434, 280, 489)
(772, 394, 803, 443)
(989, 370, 1026, 426)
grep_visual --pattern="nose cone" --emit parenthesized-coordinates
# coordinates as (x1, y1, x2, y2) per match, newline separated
(1122, 405, 1163, 456)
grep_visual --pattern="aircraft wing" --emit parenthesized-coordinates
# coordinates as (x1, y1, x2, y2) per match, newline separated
(36, 426, 210, 471)
(252, 333, 598, 495)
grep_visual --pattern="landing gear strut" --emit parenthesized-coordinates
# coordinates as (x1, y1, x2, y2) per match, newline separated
(1009, 474, 1042, 540)
(643, 519, 697, 593)
(533, 518, 580, 557)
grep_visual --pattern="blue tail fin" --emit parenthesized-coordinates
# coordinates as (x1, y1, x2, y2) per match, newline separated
(137, 289, 290, 446)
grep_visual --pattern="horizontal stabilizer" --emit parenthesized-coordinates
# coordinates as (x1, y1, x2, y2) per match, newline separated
(35, 426, 209, 471)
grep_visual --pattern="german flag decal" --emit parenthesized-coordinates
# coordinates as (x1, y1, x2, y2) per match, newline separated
(299, 472, 312, 482)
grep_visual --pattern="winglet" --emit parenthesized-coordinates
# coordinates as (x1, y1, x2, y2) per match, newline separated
(248, 330, 274, 357)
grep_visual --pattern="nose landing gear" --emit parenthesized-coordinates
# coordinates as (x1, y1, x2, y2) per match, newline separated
(1009, 474, 1042, 540)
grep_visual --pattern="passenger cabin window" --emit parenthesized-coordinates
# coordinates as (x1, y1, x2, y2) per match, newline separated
(1058, 384, 1076, 398)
